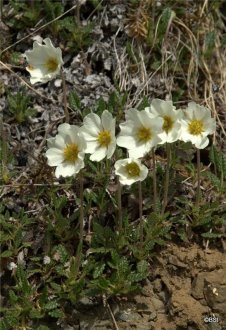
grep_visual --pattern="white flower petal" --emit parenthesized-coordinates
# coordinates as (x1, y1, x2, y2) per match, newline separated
(117, 135, 137, 149)
(106, 140, 116, 158)
(101, 110, 115, 131)
(55, 163, 77, 178)
(90, 147, 107, 161)
(46, 148, 64, 166)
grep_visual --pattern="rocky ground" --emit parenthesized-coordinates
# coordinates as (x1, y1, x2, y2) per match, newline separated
(62, 243, 226, 330)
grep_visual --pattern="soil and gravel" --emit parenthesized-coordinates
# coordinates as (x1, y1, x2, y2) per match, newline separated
(70, 243, 226, 330)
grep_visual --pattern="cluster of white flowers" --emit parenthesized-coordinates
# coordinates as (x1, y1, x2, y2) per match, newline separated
(45, 100, 216, 184)
(24, 39, 216, 185)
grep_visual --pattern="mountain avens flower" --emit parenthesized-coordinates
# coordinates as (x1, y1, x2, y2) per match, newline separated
(117, 108, 163, 158)
(80, 110, 116, 161)
(24, 38, 63, 84)
(145, 99, 183, 144)
(179, 102, 216, 149)
(114, 158, 148, 185)
(46, 123, 86, 178)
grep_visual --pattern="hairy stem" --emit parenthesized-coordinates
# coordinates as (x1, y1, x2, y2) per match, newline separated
(162, 143, 171, 214)
(138, 181, 143, 244)
(196, 148, 201, 208)
(152, 149, 157, 211)
(79, 172, 84, 244)
(74, 173, 84, 278)
(61, 68, 69, 123)
(117, 176, 122, 233)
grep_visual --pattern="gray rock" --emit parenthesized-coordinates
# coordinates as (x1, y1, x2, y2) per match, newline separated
(115, 309, 141, 322)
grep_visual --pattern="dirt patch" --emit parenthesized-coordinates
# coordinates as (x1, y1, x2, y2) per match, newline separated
(72, 243, 226, 330)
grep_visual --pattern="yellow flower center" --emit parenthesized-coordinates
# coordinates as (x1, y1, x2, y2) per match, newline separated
(163, 115, 173, 133)
(97, 130, 112, 147)
(63, 143, 79, 162)
(27, 64, 34, 70)
(137, 127, 152, 142)
(45, 57, 59, 73)
(188, 119, 204, 135)
(126, 162, 140, 177)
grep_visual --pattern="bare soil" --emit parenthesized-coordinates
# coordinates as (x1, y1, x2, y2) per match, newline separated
(73, 243, 226, 330)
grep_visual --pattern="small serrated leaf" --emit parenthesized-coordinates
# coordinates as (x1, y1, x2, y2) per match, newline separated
(201, 232, 223, 239)
(93, 263, 105, 279)
(44, 300, 59, 310)
(137, 260, 148, 274)
(68, 91, 81, 111)
(36, 325, 50, 330)
(48, 308, 64, 318)
(55, 244, 68, 263)
(29, 308, 43, 319)
(8, 290, 18, 304)
(0, 250, 13, 257)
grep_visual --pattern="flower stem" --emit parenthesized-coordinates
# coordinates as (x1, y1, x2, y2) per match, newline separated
(196, 148, 201, 208)
(162, 143, 171, 214)
(138, 181, 143, 244)
(117, 176, 122, 233)
(74, 173, 84, 279)
(74, 172, 84, 278)
(152, 149, 157, 211)
(61, 68, 69, 123)
(79, 172, 84, 244)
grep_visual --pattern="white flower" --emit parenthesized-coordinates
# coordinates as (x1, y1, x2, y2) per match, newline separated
(24, 38, 63, 84)
(80, 110, 116, 161)
(46, 123, 86, 178)
(8, 262, 17, 271)
(43, 256, 51, 265)
(145, 99, 183, 144)
(179, 102, 216, 149)
(117, 108, 163, 158)
(114, 158, 148, 185)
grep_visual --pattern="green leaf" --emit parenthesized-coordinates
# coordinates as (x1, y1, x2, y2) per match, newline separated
(29, 308, 43, 319)
(55, 244, 68, 263)
(4, 311, 19, 327)
(157, 8, 176, 43)
(48, 308, 64, 318)
(0, 250, 13, 257)
(137, 260, 148, 274)
(93, 262, 105, 279)
(128, 272, 146, 282)
(209, 145, 226, 175)
(118, 257, 130, 275)
(16, 265, 31, 296)
(206, 172, 220, 188)
(0, 320, 7, 330)
(68, 91, 81, 111)
(8, 290, 18, 304)
(97, 97, 106, 113)
(49, 282, 62, 292)
(44, 300, 59, 311)
(201, 232, 223, 239)
(204, 31, 216, 59)
(36, 325, 50, 330)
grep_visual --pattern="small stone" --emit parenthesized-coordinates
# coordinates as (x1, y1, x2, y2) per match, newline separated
(153, 278, 162, 293)
(54, 79, 62, 87)
(152, 297, 165, 313)
(149, 311, 157, 321)
(115, 309, 141, 322)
